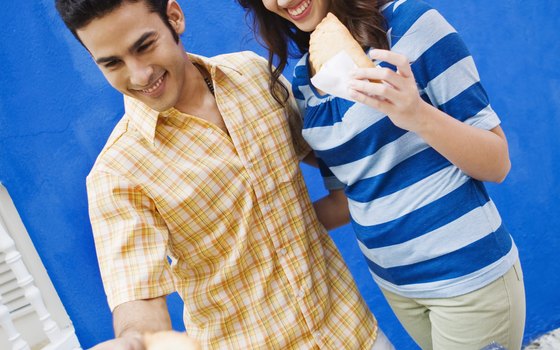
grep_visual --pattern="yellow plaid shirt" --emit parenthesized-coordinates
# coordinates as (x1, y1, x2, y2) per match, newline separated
(86, 51, 378, 349)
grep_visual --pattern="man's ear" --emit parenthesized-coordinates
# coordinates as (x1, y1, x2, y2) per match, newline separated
(167, 0, 185, 35)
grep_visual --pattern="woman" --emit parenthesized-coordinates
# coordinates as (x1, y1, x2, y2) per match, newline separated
(236, 0, 526, 349)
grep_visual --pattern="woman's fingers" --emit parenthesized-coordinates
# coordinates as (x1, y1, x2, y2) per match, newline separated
(348, 78, 398, 103)
(368, 49, 413, 78)
(348, 87, 396, 116)
(350, 66, 405, 91)
(346, 48, 422, 131)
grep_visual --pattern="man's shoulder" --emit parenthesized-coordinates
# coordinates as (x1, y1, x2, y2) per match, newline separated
(209, 50, 269, 74)
(210, 50, 266, 63)
(87, 115, 134, 178)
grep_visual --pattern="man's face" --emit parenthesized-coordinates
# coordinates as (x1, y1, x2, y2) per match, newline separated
(77, 1, 188, 112)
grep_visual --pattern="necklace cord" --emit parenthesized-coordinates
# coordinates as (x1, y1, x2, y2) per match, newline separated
(194, 64, 214, 95)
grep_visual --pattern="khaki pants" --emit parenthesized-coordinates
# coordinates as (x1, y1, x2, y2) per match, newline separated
(381, 259, 525, 350)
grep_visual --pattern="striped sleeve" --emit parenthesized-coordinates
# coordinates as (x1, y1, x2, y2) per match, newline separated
(318, 157, 346, 190)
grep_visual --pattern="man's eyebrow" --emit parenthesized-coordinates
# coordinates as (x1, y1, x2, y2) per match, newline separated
(94, 31, 157, 65)
(130, 31, 157, 52)
(95, 55, 119, 65)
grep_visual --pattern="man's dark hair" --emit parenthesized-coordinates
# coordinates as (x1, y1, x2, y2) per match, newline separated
(55, 0, 179, 45)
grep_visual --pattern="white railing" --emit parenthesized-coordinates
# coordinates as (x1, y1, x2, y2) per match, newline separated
(0, 220, 81, 350)
(0, 291, 29, 350)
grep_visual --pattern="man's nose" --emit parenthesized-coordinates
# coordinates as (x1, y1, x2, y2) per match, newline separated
(129, 61, 154, 88)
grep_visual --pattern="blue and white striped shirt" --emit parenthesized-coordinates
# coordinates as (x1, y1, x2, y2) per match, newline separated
(292, 0, 518, 298)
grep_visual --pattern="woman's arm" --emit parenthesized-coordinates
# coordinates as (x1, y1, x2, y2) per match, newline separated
(348, 49, 510, 183)
(302, 154, 349, 229)
(301, 151, 319, 167)
(313, 189, 350, 230)
(409, 102, 510, 183)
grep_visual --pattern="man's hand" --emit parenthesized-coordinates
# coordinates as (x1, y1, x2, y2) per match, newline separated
(89, 293, 201, 349)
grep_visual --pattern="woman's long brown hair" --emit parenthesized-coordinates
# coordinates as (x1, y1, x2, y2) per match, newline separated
(236, 0, 391, 104)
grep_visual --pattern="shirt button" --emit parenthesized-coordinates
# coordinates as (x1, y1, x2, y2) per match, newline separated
(267, 182, 275, 191)
(263, 205, 271, 213)
(297, 288, 305, 299)
(278, 248, 287, 256)
(246, 162, 253, 169)
(314, 331, 322, 338)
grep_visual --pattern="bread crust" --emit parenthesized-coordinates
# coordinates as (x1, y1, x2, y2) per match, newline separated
(309, 13, 375, 76)
(143, 331, 202, 350)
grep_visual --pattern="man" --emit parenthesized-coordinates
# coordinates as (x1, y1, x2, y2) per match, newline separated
(55, 0, 387, 348)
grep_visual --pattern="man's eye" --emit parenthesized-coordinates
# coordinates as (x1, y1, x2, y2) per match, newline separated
(104, 60, 121, 69)
(138, 41, 154, 52)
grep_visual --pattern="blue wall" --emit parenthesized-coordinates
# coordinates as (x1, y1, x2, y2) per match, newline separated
(0, 1, 558, 349)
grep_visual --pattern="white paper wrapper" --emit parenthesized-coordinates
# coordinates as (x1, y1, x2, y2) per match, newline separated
(310, 50, 358, 102)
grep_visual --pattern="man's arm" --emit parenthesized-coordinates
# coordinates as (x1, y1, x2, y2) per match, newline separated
(91, 297, 172, 350)
(114, 297, 172, 337)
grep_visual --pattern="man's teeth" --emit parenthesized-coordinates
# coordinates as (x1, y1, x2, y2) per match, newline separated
(143, 75, 164, 93)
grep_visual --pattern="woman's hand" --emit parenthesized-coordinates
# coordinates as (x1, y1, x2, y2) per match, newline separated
(347, 49, 510, 182)
(347, 49, 426, 133)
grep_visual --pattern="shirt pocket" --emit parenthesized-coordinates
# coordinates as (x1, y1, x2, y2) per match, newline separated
(249, 107, 300, 184)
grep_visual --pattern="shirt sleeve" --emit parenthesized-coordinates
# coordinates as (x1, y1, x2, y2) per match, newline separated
(400, 6, 501, 131)
(318, 157, 346, 191)
(86, 170, 175, 311)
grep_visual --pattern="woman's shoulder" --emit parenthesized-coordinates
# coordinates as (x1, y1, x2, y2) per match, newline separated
(385, 0, 454, 46)
(385, 0, 443, 26)
(386, 0, 435, 14)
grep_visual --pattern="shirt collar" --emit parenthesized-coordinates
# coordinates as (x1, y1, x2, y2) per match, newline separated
(123, 53, 241, 145)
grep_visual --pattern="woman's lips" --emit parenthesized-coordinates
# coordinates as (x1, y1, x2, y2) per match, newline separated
(287, 0, 312, 20)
